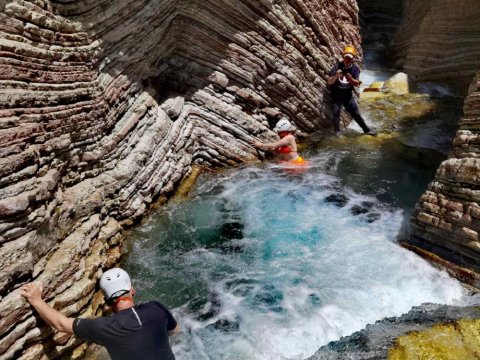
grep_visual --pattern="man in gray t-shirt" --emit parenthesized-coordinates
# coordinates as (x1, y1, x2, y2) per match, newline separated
(21, 268, 179, 360)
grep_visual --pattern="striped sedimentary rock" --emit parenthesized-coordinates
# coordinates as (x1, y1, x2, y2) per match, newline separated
(0, 0, 362, 358)
(410, 71, 480, 288)
(391, 0, 480, 95)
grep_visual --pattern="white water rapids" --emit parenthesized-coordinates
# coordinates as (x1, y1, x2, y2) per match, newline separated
(125, 151, 466, 360)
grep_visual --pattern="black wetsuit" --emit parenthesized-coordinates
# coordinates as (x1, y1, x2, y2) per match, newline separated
(73, 301, 177, 360)
(329, 61, 370, 133)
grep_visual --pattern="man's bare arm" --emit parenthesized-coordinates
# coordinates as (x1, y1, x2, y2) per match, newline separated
(250, 135, 292, 150)
(327, 69, 342, 86)
(21, 283, 74, 334)
(168, 324, 180, 336)
(346, 73, 361, 87)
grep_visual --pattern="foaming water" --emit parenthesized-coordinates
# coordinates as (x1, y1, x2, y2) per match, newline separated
(416, 82, 455, 97)
(124, 152, 465, 360)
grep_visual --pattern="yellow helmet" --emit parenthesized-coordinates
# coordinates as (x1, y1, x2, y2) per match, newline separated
(343, 45, 357, 57)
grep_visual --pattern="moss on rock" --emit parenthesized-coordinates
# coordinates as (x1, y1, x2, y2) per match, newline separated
(389, 319, 480, 360)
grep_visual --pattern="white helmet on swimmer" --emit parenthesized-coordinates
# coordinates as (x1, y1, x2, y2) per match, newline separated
(99, 268, 132, 300)
(273, 118, 293, 132)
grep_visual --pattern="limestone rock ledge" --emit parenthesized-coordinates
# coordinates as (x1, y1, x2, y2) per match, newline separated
(408, 71, 480, 288)
(391, 0, 480, 95)
(0, 0, 362, 358)
(308, 298, 480, 360)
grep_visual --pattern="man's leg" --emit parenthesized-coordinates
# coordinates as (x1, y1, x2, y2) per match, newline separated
(331, 101, 342, 134)
(345, 97, 371, 133)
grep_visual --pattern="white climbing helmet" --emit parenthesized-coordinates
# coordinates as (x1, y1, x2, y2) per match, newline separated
(273, 118, 293, 132)
(99, 268, 132, 299)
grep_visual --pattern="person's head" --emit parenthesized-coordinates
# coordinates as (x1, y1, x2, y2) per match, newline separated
(100, 268, 135, 312)
(273, 118, 294, 137)
(343, 45, 356, 65)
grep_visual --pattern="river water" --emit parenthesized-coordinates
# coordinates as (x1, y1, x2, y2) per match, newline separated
(123, 137, 465, 358)
(122, 58, 467, 360)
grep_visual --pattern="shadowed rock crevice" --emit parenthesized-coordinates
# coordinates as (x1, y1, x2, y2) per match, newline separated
(357, 0, 404, 68)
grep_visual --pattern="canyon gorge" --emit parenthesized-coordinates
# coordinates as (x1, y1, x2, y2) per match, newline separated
(0, 0, 479, 359)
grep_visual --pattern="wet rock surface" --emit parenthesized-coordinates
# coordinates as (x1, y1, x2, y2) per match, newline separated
(308, 296, 480, 360)
(325, 194, 350, 208)
(408, 71, 480, 289)
(350, 202, 381, 223)
(359, 86, 463, 155)
(0, 1, 363, 358)
(207, 319, 240, 333)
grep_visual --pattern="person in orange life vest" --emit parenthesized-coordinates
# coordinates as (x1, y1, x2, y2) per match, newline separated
(250, 118, 306, 164)
(21, 268, 180, 360)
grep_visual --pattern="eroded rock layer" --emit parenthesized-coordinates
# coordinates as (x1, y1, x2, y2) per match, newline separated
(409, 71, 480, 288)
(308, 299, 480, 360)
(0, 0, 362, 358)
(391, 0, 480, 94)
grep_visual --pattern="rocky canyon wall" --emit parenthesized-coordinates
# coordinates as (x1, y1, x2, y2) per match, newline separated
(391, 0, 480, 95)
(0, 0, 362, 358)
(389, 0, 480, 288)
(409, 70, 480, 288)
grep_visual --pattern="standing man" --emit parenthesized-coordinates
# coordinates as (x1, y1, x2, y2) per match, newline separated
(327, 45, 376, 137)
(21, 268, 179, 360)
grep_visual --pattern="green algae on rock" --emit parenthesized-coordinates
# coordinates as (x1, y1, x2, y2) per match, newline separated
(389, 319, 480, 360)
(359, 91, 462, 154)
(361, 93, 435, 129)
(308, 301, 480, 360)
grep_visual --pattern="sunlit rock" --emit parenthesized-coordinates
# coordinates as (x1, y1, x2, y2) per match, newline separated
(360, 93, 435, 130)
(308, 302, 480, 360)
(389, 319, 480, 360)
(360, 91, 386, 100)
(363, 81, 384, 92)
(361, 81, 386, 99)
(160, 96, 185, 120)
(383, 72, 410, 95)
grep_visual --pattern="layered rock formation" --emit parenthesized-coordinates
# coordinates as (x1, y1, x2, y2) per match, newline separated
(391, 0, 480, 94)
(387, 0, 480, 289)
(408, 71, 480, 288)
(0, 0, 362, 358)
(308, 298, 480, 360)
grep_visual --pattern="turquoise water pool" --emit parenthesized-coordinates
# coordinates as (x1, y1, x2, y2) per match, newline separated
(123, 147, 465, 359)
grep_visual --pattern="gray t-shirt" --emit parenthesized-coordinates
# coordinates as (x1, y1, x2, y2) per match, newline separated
(73, 301, 177, 360)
